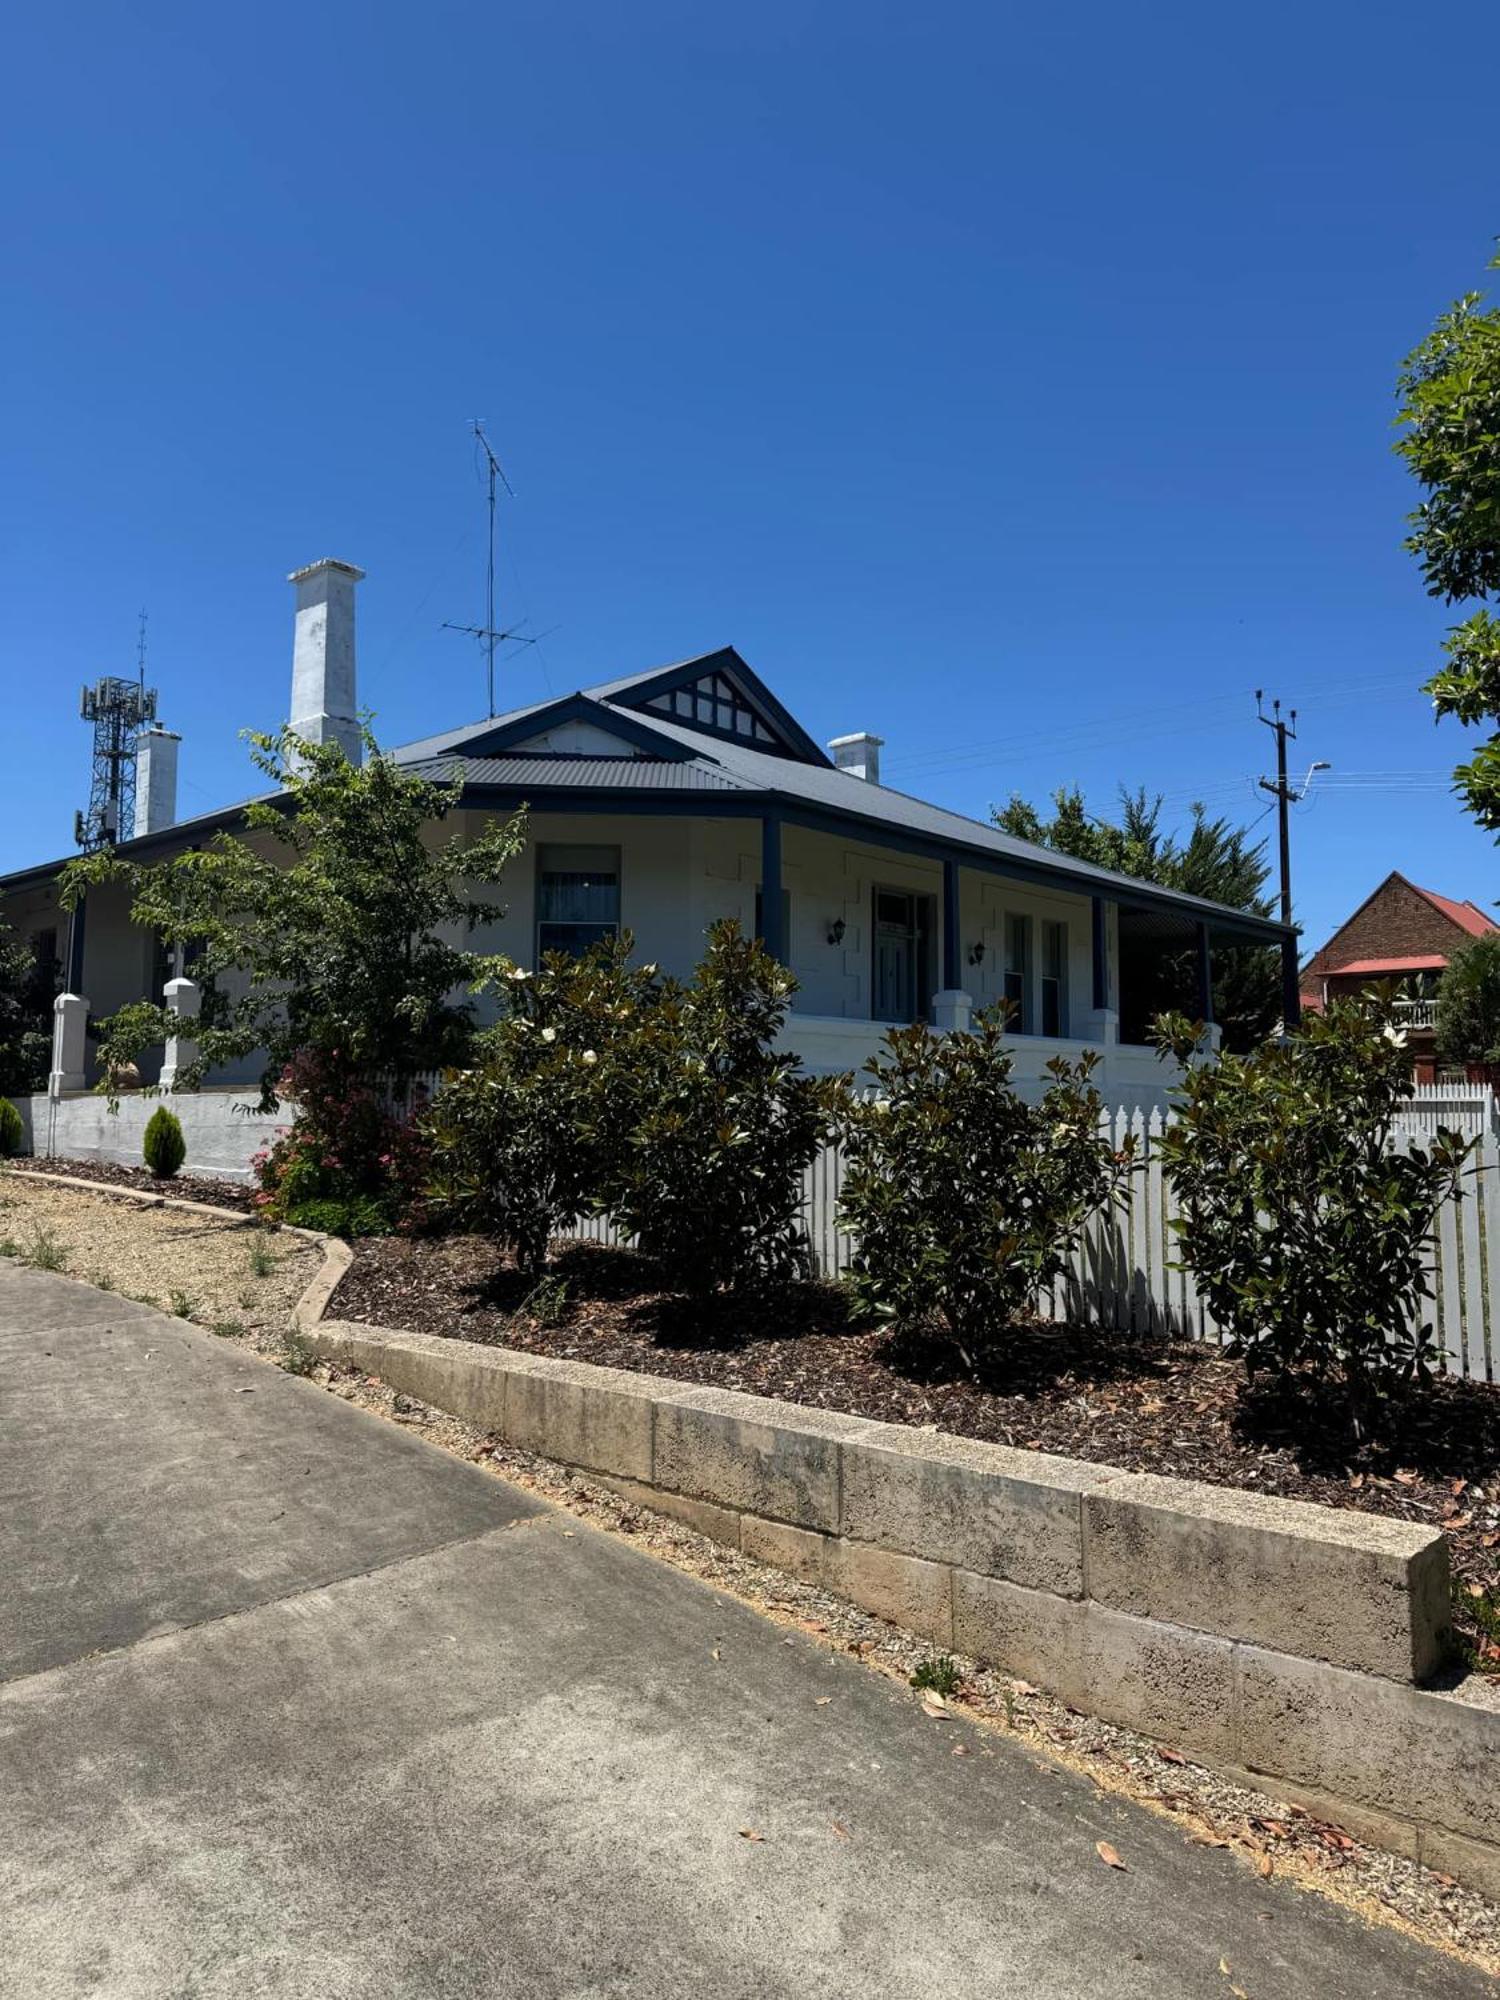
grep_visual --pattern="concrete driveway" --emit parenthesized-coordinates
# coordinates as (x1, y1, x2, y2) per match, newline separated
(0, 1262, 1492, 1999)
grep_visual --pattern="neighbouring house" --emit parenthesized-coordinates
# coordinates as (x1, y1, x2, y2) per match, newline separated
(1299, 871, 1498, 1083)
(1, 558, 1288, 1166)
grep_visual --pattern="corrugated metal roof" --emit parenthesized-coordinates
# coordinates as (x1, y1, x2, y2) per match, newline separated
(405, 754, 750, 793)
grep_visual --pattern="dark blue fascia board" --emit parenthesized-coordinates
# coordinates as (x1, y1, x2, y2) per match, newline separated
(451, 782, 1293, 947)
(430, 693, 698, 763)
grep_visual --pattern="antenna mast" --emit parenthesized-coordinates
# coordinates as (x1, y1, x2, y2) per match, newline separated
(443, 419, 518, 718)
(75, 620, 157, 851)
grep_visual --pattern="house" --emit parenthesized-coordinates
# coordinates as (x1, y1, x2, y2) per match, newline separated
(1299, 871, 1498, 1083)
(2, 559, 1289, 1155)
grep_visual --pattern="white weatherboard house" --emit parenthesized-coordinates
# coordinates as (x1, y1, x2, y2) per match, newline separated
(2, 559, 1288, 1172)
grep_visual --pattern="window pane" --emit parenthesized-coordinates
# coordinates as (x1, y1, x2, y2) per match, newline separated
(1041, 980, 1061, 1037)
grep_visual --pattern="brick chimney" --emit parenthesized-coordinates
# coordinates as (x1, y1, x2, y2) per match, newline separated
(288, 558, 365, 767)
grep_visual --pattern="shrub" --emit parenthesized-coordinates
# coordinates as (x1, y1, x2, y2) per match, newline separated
(1154, 998, 1474, 1410)
(423, 941, 661, 1277)
(0, 1097, 24, 1157)
(142, 1105, 187, 1178)
(253, 1049, 426, 1237)
(1436, 933, 1500, 1073)
(837, 1008, 1129, 1358)
(610, 921, 841, 1296)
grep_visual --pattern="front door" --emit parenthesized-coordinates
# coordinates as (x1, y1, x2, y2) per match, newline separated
(873, 889, 932, 1023)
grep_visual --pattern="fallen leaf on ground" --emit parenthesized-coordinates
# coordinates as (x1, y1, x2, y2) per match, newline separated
(1159, 1747, 1186, 1765)
(1256, 1853, 1274, 1879)
(831, 1821, 850, 1839)
(738, 1828, 764, 1843)
(1096, 1841, 1128, 1871)
(813, 1695, 831, 1706)
(1010, 1680, 1040, 1696)
(920, 1695, 949, 1718)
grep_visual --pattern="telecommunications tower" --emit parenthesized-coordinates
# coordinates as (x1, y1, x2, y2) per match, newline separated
(74, 614, 157, 850)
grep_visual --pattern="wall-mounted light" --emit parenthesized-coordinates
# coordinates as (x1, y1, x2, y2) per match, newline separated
(827, 917, 846, 946)
(967, 940, 985, 967)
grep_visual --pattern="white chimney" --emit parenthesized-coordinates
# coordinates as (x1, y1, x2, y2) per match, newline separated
(829, 731, 884, 785)
(288, 557, 365, 767)
(133, 726, 181, 838)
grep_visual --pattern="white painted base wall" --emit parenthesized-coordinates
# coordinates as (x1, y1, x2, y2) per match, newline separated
(11, 1091, 285, 1182)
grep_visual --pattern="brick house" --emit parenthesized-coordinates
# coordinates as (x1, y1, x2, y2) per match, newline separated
(1299, 872, 1497, 1082)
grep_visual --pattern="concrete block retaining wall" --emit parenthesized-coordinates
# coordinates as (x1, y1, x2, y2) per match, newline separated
(305, 1317, 1500, 1898)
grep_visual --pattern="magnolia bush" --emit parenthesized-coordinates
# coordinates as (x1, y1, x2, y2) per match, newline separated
(610, 921, 842, 1296)
(837, 1008, 1130, 1358)
(423, 941, 661, 1278)
(1154, 998, 1473, 1408)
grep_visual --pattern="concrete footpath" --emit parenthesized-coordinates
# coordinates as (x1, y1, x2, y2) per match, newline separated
(0, 1262, 1492, 1999)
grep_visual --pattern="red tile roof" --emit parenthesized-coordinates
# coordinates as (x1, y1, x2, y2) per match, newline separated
(1412, 884, 1498, 938)
(1331, 954, 1449, 976)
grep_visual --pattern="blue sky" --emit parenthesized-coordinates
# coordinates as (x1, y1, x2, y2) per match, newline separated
(3, 0, 1497, 952)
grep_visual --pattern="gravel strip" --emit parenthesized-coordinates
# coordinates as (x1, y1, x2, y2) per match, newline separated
(0, 1173, 317, 1341)
(296, 1355, 1500, 1978)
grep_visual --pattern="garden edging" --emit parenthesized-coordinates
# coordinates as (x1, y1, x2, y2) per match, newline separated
(303, 1314, 1500, 1899)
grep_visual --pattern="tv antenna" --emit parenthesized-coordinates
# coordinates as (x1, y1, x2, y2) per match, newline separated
(442, 420, 542, 717)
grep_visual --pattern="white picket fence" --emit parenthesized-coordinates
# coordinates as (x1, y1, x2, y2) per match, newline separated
(568, 1086, 1500, 1384)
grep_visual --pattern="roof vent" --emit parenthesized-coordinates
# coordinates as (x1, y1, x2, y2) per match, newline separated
(829, 731, 883, 785)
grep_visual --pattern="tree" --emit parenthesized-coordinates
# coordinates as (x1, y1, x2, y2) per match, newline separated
(1154, 999, 1472, 1416)
(1395, 250, 1500, 830)
(0, 917, 57, 1098)
(994, 786, 1278, 1049)
(60, 726, 526, 1106)
(1436, 933, 1500, 1073)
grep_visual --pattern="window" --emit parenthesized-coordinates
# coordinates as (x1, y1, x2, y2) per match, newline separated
(536, 844, 620, 959)
(1003, 914, 1031, 1032)
(1040, 920, 1067, 1038)
(873, 888, 934, 1024)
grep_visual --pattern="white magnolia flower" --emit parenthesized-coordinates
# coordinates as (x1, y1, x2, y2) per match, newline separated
(509, 965, 530, 981)
(541, 1026, 557, 1044)
(582, 1049, 598, 1066)
(1383, 1022, 1408, 1050)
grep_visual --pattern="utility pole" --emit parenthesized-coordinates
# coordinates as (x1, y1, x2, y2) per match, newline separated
(1256, 693, 1328, 1034)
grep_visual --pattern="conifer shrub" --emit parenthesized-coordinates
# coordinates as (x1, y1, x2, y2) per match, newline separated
(0, 1097, 24, 1157)
(142, 1105, 187, 1179)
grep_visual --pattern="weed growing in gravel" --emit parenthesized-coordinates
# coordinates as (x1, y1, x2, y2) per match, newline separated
(88, 1270, 115, 1292)
(0, 1236, 20, 1260)
(23, 1227, 67, 1272)
(168, 1287, 201, 1321)
(280, 1328, 318, 1376)
(909, 1655, 962, 1699)
(247, 1238, 276, 1279)
(519, 1274, 570, 1327)
(210, 1318, 246, 1340)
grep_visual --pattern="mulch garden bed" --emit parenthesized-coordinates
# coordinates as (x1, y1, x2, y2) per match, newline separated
(335, 1232, 1500, 1673)
(4, 1154, 255, 1215)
